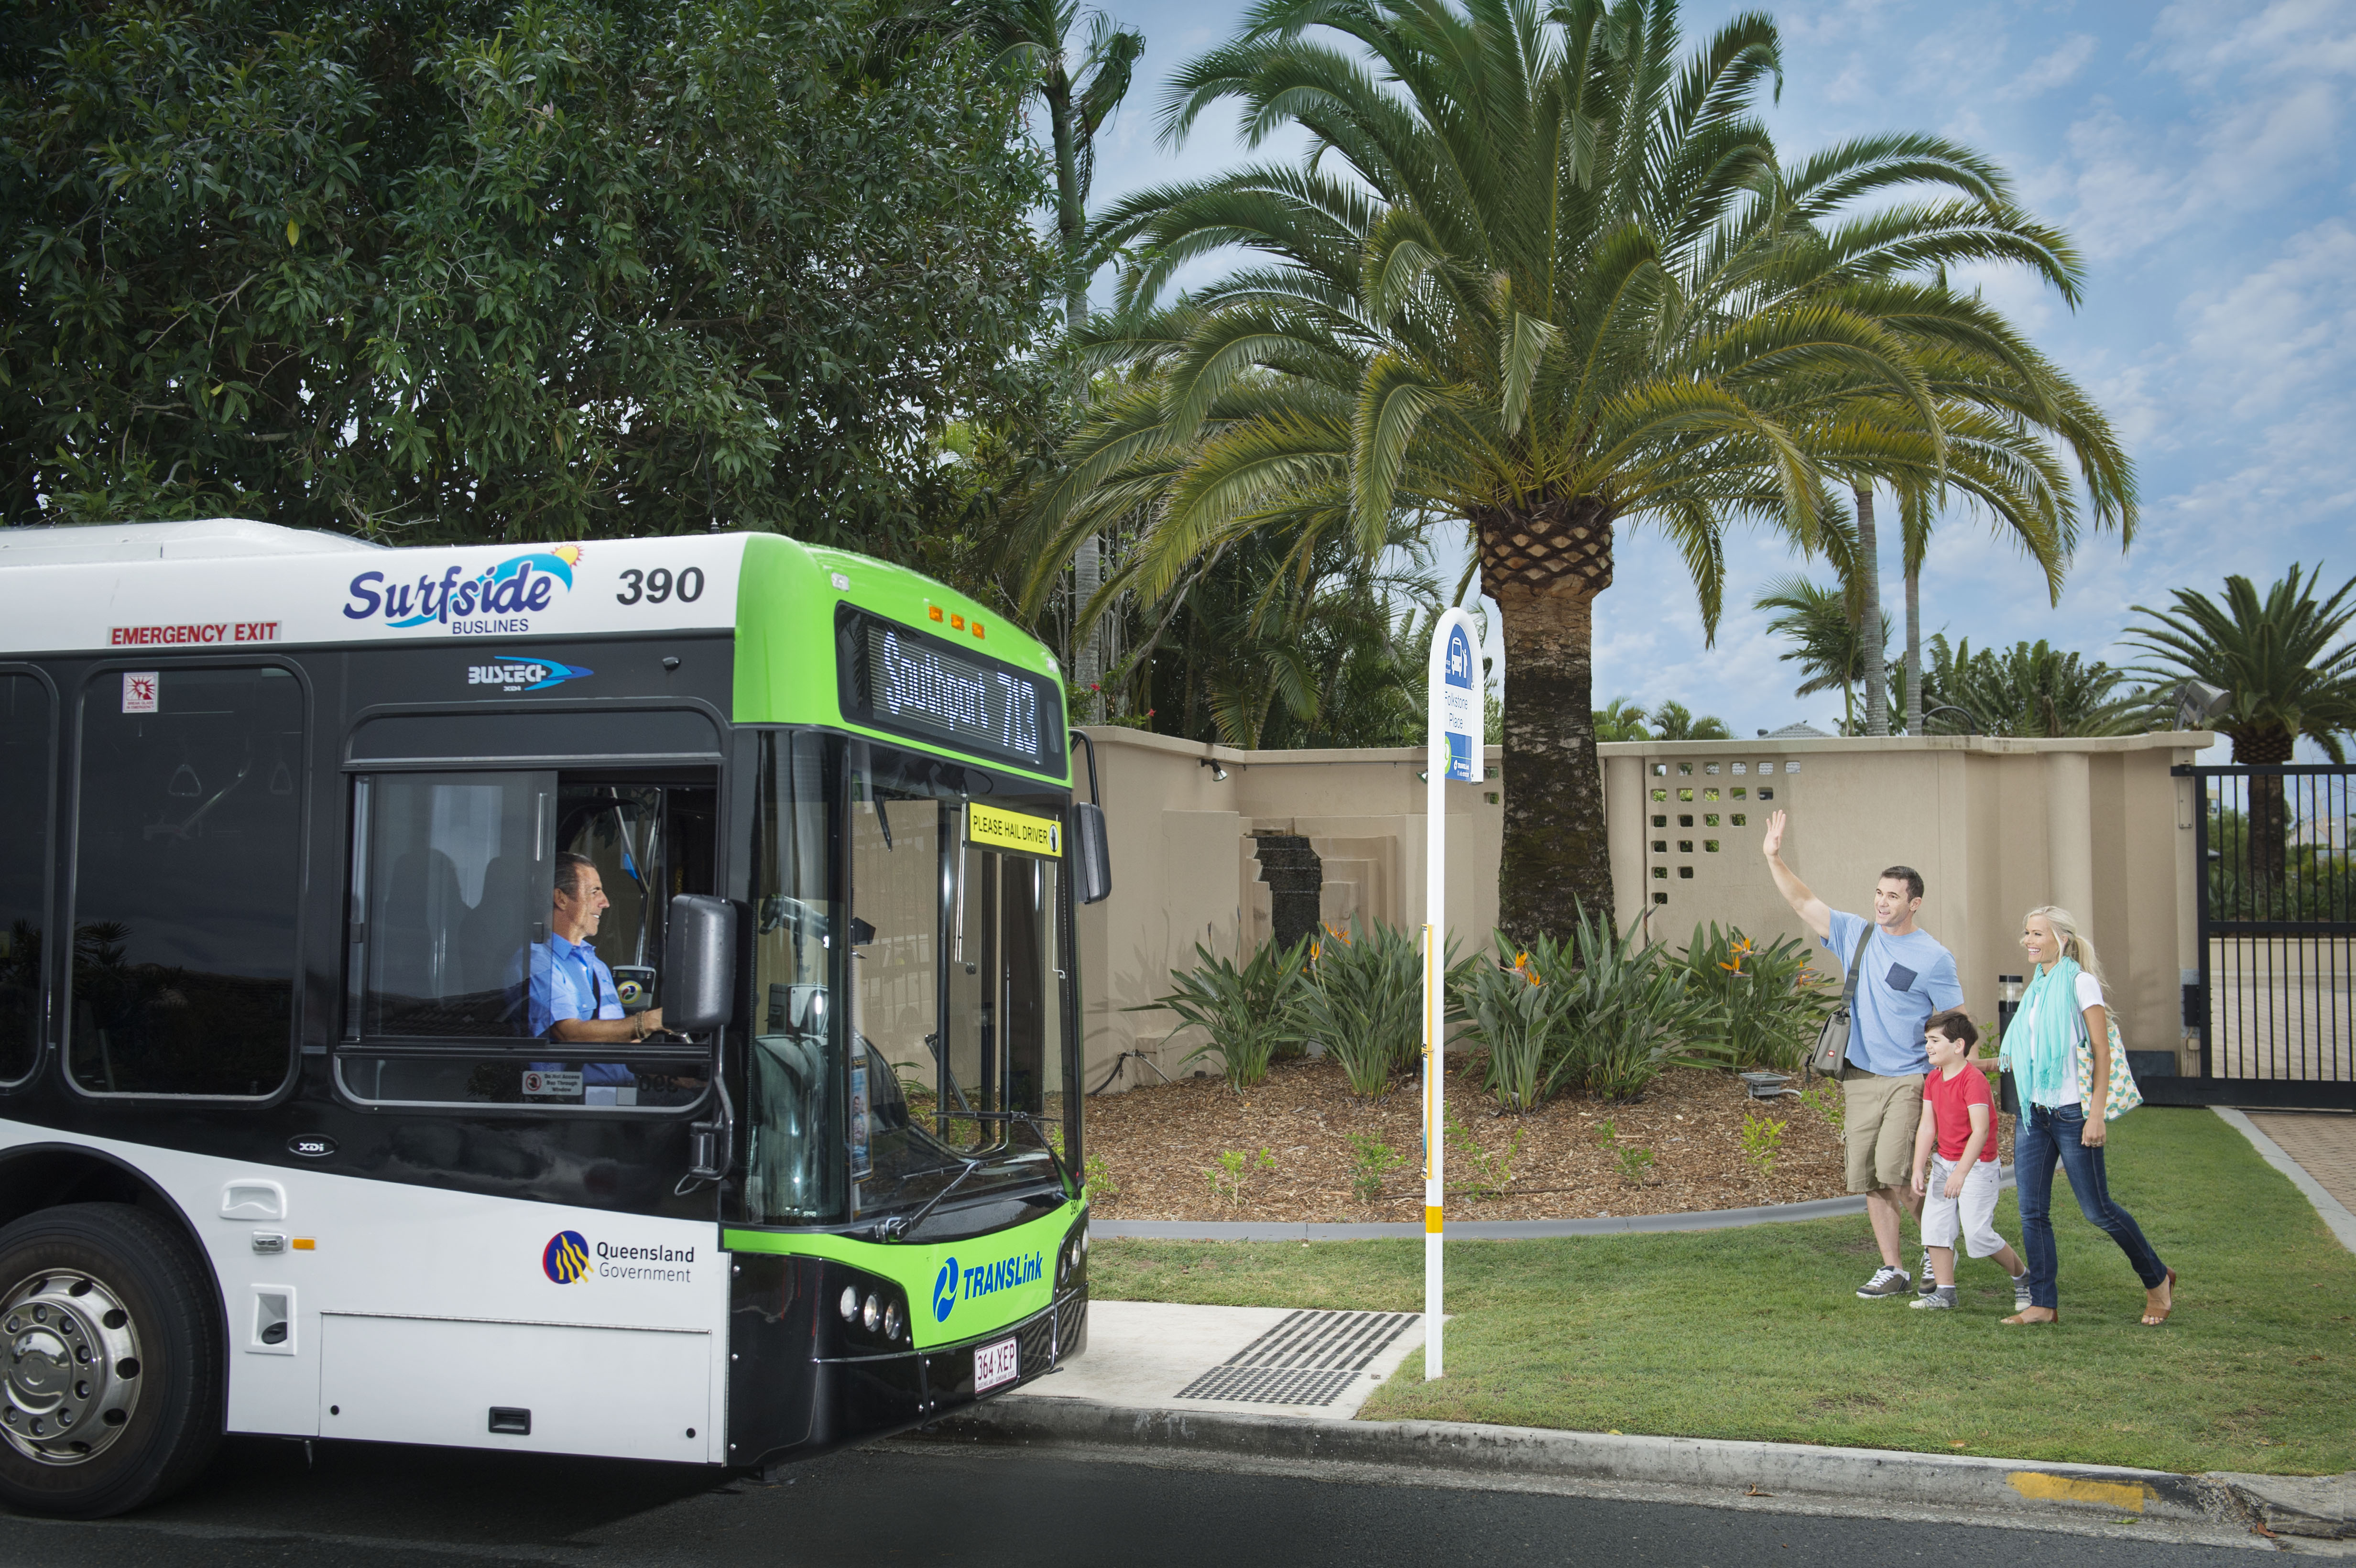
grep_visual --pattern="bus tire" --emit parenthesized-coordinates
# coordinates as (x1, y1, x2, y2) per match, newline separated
(0, 1203, 223, 1518)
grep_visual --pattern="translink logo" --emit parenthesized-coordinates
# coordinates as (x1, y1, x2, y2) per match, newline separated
(930, 1251, 1044, 1324)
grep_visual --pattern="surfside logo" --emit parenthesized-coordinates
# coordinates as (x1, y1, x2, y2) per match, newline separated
(344, 546, 581, 637)
(929, 1250, 1045, 1324)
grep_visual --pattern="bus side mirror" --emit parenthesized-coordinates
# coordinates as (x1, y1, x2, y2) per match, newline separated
(665, 894, 738, 1033)
(1074, 803, 1111, 905)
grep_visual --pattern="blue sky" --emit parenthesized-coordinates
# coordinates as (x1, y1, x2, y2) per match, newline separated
(1072, 0, 2355, 742)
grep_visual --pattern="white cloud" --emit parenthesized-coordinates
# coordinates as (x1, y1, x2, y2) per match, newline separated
(2004, 32, 2099, 99)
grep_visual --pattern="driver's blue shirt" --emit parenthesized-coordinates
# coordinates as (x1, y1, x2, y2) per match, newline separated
(524, 933, 633, 1086)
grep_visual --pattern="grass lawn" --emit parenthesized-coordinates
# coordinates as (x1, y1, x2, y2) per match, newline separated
(1090, 1107, 2356, 1476)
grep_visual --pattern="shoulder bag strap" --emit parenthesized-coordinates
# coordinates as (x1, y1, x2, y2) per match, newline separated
(1841, 921, 1874, 1009)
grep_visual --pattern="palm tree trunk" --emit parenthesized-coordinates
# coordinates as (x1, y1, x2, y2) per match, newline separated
(1047, 82, 1106, 722)
(2234, 726, 2295, 897)
(1475, 496, 1615, 942)
(1854, 483, 1889, 736)
(1905, 563, 1922, 736)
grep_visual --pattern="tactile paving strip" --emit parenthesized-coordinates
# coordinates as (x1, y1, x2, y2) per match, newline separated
(1174, 1309, 1418, 1406)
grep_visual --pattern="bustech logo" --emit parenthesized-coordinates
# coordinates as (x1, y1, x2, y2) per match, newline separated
(544, 1230, 592, 1284)
(468, 654, 593, 692)
(930, 1251, 1043, 1324)
(343, 545, 582, 636)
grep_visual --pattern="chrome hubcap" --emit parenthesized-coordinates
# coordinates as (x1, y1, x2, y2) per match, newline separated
(0, 1272, 141, 1465)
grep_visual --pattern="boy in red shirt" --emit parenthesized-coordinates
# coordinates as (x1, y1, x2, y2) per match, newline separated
(1908, 1011, 2029, 1312)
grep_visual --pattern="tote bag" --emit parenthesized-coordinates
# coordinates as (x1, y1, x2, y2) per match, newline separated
(2074, 1012, 2142, 1122)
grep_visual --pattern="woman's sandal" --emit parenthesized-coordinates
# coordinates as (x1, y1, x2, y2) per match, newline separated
(2141, 1267, 2177, 1327)
(2000, 1307, 2059, 1326)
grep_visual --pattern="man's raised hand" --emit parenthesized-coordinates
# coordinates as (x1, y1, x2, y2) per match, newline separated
(1761, 809, 1789, 860)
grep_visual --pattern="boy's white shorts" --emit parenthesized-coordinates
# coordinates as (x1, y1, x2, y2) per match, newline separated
(1922, 1154, 2007, 1257)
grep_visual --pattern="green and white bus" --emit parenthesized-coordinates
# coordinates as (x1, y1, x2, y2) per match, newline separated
(0, 519, 1104, 1516)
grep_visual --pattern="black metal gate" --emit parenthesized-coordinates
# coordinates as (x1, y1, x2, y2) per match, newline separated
(2163, 763, 2356, 1110)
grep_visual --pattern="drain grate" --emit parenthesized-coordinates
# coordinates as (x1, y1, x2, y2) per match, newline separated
(1175, 1310, 1418, 1407)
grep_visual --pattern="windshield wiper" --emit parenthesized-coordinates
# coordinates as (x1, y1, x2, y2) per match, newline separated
(878, 1154, 982, 1241)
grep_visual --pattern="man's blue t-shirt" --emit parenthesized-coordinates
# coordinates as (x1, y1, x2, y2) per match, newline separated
(1823, 910, 1964, 1077)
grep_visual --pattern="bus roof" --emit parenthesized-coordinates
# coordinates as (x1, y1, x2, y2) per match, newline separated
(0, 520, 1069, 782)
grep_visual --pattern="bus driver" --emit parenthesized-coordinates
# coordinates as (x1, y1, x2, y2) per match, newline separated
(526, 852, 661, 1078)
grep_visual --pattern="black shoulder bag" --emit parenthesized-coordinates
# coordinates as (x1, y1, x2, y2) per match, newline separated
(1809, 923, 1877, 1081)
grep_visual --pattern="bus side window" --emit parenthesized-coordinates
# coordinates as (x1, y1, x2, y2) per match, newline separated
(0, 673, 52, 1084)
(69, 665, 305, 1098)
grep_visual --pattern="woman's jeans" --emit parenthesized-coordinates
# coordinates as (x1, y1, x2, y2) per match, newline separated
(2016, 1103, 2168, 1310)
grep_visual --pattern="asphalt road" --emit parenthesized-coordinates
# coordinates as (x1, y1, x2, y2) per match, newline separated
(0, 1436, 2281, 1568)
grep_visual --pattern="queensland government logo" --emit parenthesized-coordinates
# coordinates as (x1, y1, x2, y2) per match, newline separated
(344, 545, 582, 637)
(543, 1230, 591, 1284)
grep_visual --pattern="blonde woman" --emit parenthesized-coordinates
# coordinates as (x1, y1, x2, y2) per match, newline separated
(2000, 907, 2174, 1327)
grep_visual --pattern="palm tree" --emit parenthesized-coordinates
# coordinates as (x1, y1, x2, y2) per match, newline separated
(1592, 697, 1651, 742)
(978, 0, 1145, 717)
(1754, 574, 1890, 734)
(1650, 701, 1732, 741)
(1917, 634, 2135, 738)
(2126, 566, 2356, 886)
(1021, 0, 2089, 940)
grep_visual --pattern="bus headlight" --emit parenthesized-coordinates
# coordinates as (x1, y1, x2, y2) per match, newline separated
(861, 1294, 881, 1332)
(839, 1286, 859, 1322)
(883, 1302, 903, 1340)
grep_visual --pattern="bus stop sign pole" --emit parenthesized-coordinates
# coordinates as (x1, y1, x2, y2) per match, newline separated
(1424, 606, 1481, 1380)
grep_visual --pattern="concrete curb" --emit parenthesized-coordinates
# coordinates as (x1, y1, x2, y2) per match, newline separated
(1097, 1168, 2013, 1241)
(2215, 1107, 2356, 1254)
(926, 1397, 2350, 1539)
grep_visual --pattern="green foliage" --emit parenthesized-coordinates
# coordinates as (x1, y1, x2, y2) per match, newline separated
(1591, 1118, 1618, 1149)
(2126, 565, 2356, 763)
(1203, 1145, 1276, 1211)
(1740, 1112, 1788, 1177)
(1592, 698, 1653, 743)
(1754, 577, 1893, 736)
(3, 0, 1055, 547)
(1543, 909, 1714, 1103)
(2202, 807, 2356, 921)
(1346, 1133, 1406, 1204)
(1614, 1145, 1657, 1186)
(1296, 920, 1473, 1098)
(1456, 941, 1559, 1112)
(1649, 702, 1733, 742)
(1916, 635, 2137, 738)
(1446, 1110, 1526, 1200)
(1082, 1153, 1119, 1206)
(1799, 1082, 1845, 1133)
(1136, 937, 1308, 1091)
(1678, 924, 1833, 1075)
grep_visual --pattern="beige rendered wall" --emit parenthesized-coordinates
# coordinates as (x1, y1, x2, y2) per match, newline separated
(1076, 725, 2212, 1092)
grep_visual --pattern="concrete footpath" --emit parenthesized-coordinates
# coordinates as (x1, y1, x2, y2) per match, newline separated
(926, 1301, 2354, 1549)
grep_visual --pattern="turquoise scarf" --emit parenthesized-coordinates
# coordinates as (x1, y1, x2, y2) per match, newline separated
(2015, 956, 2083, 1108)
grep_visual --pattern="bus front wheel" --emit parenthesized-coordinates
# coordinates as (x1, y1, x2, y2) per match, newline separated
(0, 1203, 223, 1518)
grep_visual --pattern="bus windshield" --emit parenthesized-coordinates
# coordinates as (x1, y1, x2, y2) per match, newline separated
(744, 731, 1069, 1232)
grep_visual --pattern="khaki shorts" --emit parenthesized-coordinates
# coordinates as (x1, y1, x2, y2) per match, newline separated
(1843, 1070, 1925, 1194)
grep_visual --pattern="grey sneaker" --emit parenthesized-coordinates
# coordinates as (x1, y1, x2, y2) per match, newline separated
(2012, 1273, 2033, 1312)
(1918, 1249, 1937, 1295)
(1910, 1286, 1958, 1310)
(1857, 1266, 1913, 1299)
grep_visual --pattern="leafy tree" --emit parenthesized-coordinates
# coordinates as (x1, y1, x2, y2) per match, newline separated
(1020, 0, 2089, 941)
(2126, 565, 2356, 887)
(1915, 635, 2133, 739)
(1754, 575, 1891, 735)
(2, 0, 1054, 549)
(1592, 697, 1651, 742)
(1650, 701, 1731, 741)
(975, 0, 1144, 710)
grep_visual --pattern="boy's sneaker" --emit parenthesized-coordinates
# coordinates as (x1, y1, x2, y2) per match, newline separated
(2011, 1273, 2034, 1312)
(1909, 1286, 1958, 1310)
(1856, 1266, 1912, 1299)
(1918, 1249, 1937, 1296)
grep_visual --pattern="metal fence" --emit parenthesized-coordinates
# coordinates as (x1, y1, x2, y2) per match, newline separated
(2182, 763, 2356, 1109)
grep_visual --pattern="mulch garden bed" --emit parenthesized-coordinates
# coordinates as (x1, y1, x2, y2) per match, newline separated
(1080, 1056, 2016, 1224)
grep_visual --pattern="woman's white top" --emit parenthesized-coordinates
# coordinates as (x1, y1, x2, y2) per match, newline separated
(2016, 970, 2106, 1109)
